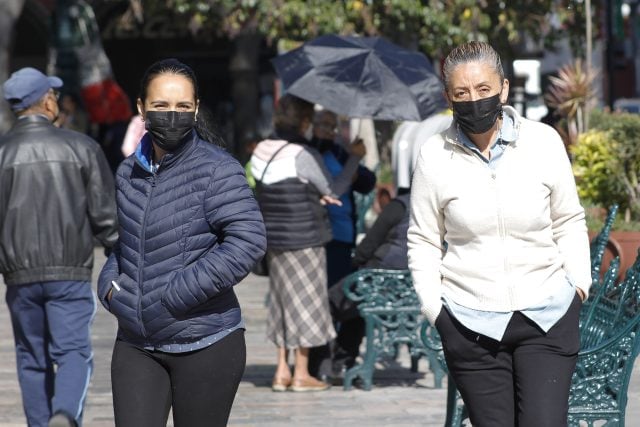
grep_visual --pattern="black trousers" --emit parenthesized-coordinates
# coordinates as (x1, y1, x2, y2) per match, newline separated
(436, 294, 581, 427)
(309, 240, 358, 377)
(111, 329, 246, 427)
(325, 240, 356, 288)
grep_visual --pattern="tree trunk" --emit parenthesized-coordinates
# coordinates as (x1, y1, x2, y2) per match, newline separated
(0, 0, 26, 135)
(229, 32, 261, 162)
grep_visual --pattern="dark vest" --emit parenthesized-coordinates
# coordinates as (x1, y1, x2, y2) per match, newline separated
(370, 193, 410, 270)
(256, 177, 332, 250)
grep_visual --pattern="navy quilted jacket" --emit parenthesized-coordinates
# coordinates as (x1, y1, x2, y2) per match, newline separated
(98, 132, 266, 349)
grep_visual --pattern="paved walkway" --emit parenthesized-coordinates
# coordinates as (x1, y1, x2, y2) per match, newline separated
(0, 249, 638, 426)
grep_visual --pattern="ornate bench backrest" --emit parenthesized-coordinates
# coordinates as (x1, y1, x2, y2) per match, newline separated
(569, 246, 640, 425)
(589, 204, 618, 281)
(580, 253, 639, 349)
(342, 268, 418, 313)
(580, 256, 619, 334)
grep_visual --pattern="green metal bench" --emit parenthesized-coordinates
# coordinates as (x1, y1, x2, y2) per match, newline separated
(354, 189, 376, 235)
(568, 252, 640, 426)
(588, 204, 619, 285)
(421, 255, 640, 427)
(340, 268, 446, 391)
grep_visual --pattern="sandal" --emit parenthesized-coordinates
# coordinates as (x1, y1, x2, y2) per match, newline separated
(271, 376, 292, 392)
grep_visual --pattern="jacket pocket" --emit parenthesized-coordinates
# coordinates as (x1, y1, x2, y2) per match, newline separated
(108, 277, 144, 337)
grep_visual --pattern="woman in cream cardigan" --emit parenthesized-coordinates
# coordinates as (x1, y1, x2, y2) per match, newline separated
(408, 41, 591, 427)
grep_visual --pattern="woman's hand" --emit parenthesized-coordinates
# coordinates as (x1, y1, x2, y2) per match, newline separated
(349, 138, 366, 158)
(576, 287, 586, 302)
(320, 194, 343, 206)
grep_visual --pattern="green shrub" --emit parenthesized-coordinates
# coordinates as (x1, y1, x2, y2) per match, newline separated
(572, 109, 640, 222)
(571, 129, 623, 207)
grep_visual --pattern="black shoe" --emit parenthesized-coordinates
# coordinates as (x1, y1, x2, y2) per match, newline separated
(323, 363, 350, 386)
(48, 412, 77, 427)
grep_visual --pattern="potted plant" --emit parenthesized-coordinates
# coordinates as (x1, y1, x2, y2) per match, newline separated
(571, 109, 640, 278)
(545, 58, 597, 148)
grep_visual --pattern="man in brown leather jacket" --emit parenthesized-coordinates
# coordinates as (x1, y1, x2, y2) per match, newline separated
(0, 67, 117, 427)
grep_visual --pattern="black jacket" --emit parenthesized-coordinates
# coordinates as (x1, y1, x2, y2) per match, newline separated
(0, 115, 118, 285)
(353, 194, 410, 270)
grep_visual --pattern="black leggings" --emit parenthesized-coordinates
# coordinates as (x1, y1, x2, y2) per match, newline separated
(111, 329, 246, 427)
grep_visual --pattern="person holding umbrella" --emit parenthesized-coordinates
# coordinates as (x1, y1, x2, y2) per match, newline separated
(251, 94, 366, 392)
(306, 108, 376, 382)
(408, 41, 590, 426)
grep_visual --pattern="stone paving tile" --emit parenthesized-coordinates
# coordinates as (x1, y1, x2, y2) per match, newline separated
(0, 248, 638, 426)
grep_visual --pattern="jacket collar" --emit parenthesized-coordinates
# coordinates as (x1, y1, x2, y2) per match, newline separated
(13, 114, 51, 128)
(135, 130, 198, 173)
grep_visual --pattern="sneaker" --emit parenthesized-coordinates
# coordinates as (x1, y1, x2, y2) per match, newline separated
(48, 412, 77, 427)
(289, 376, 330, 392)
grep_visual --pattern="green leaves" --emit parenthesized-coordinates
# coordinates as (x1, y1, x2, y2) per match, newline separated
(136, 0, 580, 60)
(572, 129, 622, 207)
(573, 110, 640, 222)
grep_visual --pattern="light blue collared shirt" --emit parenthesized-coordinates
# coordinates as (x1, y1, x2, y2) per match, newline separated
(143, 321, 245, 353)
(442, 115, 577, 341)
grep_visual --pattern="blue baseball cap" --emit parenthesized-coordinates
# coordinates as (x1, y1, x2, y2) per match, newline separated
(3, 67, 63, 111)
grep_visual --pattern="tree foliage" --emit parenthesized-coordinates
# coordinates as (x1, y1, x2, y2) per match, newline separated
(0, 0, 27, 134)
(133, 0, 592, 61)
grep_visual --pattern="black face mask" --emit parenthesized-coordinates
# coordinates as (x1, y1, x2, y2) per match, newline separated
(310, 136, 334, 153)
(452, 93, 503, 135)
(145, 111, 196, 151)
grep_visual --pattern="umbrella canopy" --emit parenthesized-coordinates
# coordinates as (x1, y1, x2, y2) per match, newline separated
(271, 34, 447, 121)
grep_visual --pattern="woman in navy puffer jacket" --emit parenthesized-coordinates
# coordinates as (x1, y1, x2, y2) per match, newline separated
(97, 58, 266, 427)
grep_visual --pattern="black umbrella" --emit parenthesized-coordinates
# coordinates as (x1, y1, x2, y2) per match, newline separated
(271, 34, 446, 121)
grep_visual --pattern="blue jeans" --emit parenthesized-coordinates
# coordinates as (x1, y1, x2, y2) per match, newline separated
(6, 281, 95, 427)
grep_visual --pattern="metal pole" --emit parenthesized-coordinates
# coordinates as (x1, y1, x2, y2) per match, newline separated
(586, 0, 592, 129)
(606, 0, 615, 109)
(586, 0, 592, 73)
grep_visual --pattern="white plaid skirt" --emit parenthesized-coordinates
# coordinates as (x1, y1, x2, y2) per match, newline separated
(265, 246, 336, 349)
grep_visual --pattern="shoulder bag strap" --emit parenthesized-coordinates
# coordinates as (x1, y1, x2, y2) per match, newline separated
(259, 142, 291, 183)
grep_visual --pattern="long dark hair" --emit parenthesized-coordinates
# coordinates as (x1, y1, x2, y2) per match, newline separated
(139, 58, 225, 148)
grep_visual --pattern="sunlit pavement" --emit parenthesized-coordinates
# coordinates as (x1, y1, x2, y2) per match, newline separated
(0, 248, 637, 426)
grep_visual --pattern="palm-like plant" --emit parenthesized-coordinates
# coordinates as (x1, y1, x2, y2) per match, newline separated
(544, 59, 598, 146)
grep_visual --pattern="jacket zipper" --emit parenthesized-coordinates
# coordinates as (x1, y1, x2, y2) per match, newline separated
(482, 148, 515, 308)
(137, 169, 158, 340)
(453, 139, 516, 306)
(493, 174, 514, 307)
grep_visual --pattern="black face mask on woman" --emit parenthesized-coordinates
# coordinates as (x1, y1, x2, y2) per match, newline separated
(452, 93, 503, 135)
(145, 111, 196, 151)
